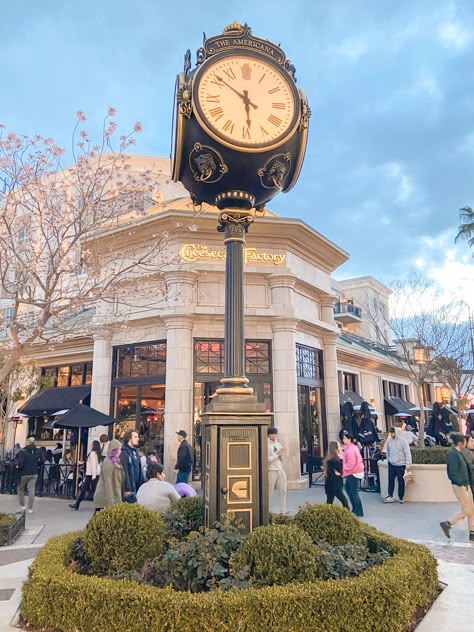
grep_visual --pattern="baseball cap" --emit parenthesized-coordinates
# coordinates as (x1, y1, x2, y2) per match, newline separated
(176, 430, 187, 438)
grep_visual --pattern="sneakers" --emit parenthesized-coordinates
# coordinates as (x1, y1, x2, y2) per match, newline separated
(399, 500, 405, 504)
(440, 521, 451, 539)
(19, 505, 25, 511)
(69, 504, 79, 511)
(383, 496, 395, 503)
(27, 508, 33, 514)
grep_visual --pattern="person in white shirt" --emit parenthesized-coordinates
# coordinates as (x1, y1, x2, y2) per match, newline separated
(267, 427, 287, 514)
(401, 424, 419, 446)
(69, 440, 101, 510)
(137, 462, 181, 512)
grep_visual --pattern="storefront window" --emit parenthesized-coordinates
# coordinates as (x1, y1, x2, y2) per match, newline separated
(57, 366, 71, 387)
(296, 345, 323, 380)
(41, 362, 93, 388)
(70, 364, 83, 386)
(245, 342, 270, 374)
(115, 342, 166, 378)
(84, 362, 93, 385)
(194, 341, 224, 374)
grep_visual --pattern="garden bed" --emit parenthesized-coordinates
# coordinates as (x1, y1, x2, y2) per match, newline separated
(0, 511, 25, 546)
(21, 503, 438, 632)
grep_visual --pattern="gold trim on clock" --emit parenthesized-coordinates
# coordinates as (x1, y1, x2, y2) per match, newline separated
(192, 49, 301, 154)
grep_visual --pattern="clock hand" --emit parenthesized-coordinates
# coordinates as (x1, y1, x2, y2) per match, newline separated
(245, 102, 251, 128)
(215, 75, 258, 109)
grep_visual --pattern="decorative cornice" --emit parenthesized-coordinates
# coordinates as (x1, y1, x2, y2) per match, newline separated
(163, 270, 199, 285)
(271, 317, 300, 333)
(161, 314, 195, 331)
(267, 274, 297, 290)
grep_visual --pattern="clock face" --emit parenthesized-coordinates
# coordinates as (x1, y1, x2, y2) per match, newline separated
(193, 52, 300, 151)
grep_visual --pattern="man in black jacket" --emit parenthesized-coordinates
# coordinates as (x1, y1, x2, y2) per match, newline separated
(119, 430, 144, 495)
(17, 437, 45, 513)
(175, 430, 192, 483)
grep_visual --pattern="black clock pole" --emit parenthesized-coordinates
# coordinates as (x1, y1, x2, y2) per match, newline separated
(217, 210, 254, 394)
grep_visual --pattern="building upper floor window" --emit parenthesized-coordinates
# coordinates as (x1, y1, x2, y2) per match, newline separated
(296, 344, 323, 381)
(343, 372, 358, 393)
(383, 380, 410, 401)
(115, 342, 167, 378)
(41, 362, 92, 388)
(194, 340, 271, 375)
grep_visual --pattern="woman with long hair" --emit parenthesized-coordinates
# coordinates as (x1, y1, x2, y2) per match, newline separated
(324, 441, 349, 509)
(341, 431, 364, 517)
(69, 440, 101, 510)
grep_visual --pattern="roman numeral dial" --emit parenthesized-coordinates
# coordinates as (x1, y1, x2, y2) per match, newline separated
(194, 52, 299, 150)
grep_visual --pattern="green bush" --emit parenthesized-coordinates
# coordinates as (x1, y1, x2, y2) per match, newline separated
(294, 503, 364, 546)
(161, 496, 204, 539)
(318, 542, 391, 580)
(410, 447, 450, 464)
(0, 513, 15, 528)
(269, 512, 294, 525)
(85, 503, 165, 575)
(142, 520, 247, 592)
(21, 525, 438, 632)
(233, 524, 321, 587)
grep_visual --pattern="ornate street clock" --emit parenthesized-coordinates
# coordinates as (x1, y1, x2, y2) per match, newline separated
(171, 22, 310, 210)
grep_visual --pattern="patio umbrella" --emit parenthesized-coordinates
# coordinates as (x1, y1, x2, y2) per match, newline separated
(51, 403, 117, 496)
(354, 404, 375, 411)
(407, 406, 432, 412)
(394, 412, 411, 417)
(465, 409, 474, 415)
(369, 411, 382, 416)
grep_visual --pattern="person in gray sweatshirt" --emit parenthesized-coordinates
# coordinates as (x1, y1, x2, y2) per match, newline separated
(383, 427, 412, 504)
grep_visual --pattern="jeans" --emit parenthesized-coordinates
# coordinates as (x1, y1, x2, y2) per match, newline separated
(388, 463, 406, 500)
(73, 475, 98, 508)
(268, 468, 287, 513)
(326, 487, 350, 509)
(176, 469, 191, 484)
(344, 475, 364, 516)
(18, 475, 37, 509)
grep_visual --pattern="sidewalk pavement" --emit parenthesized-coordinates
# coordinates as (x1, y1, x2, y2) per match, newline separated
(0, 487, 473, 631)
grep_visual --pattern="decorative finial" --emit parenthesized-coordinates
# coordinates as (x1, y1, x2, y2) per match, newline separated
(223, 21, 243, 33)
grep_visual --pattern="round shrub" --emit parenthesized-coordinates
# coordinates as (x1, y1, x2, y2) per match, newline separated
(233, 524, 321, 587)
(294, 503, 364, 546)
(161, 496, 204, 539)
(85, 503, 165, 575)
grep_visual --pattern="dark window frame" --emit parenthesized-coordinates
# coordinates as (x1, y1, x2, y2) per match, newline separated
(41, 362, 93, 388)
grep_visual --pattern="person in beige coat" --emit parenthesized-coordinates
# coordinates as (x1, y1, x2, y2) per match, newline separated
(93, 439, 125, 511)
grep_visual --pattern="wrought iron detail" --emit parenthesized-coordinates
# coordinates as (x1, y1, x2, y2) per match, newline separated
(258, 153, 291, 190)
(189, 143, 228, 183)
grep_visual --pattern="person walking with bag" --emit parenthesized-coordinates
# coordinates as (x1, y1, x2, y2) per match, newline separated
(383, 427, 412, 504)
(341, 431, 364, 517)
(69, 440, 101, 510)
(324, 441, 349, 509)
(440, 434, 474, 541)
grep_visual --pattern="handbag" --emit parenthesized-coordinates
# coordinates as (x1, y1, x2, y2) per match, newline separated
(403, 470, 415, 486)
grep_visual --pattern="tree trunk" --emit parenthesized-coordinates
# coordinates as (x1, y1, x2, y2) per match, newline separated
(0, 349, 22, 385)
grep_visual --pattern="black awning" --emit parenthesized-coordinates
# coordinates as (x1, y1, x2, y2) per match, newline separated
(340, 391, 364, 406)
(384, 397, 415, 416)
(19, 386, 91, 417)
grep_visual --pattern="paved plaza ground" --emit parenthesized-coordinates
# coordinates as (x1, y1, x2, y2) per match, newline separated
(0, 487, 473, 631)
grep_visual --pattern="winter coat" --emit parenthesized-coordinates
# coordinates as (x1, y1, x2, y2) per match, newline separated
(93, 458, 124, 508)
(120, 443, 144, 493)
(17, 445, 45, 476)
(175, 440, 192, 472)
(325, 457, 344, 493)
(358, 418, 379, 445)
(446, 448, 471, 487)
(342, 442, 364, 477)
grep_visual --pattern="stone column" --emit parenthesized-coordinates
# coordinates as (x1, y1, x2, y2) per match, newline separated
(162, 315, 194, 481)
(320, 294, 337, 326)
(323, 333, 341, 444)
(88, 332, 113, 442)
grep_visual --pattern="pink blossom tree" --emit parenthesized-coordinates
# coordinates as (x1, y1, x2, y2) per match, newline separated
(0, 110, 181, 388)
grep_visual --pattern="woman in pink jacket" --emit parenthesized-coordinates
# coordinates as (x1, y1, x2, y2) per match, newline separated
(342, 431, 364, 517)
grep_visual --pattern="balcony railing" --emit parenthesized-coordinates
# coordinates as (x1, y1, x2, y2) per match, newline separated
(334, 302, 362, 319)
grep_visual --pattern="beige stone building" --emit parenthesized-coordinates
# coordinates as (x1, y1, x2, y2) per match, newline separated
(7, 163, 420, 487)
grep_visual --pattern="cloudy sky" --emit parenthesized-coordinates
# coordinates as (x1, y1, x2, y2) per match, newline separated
(1, 0, 473, 300)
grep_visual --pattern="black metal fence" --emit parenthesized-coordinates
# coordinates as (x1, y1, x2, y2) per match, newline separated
(0, 460, 85, 499)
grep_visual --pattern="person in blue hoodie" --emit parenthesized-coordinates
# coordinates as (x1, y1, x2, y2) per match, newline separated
(119, 430, 144, 496)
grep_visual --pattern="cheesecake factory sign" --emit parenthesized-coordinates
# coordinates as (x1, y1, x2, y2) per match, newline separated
(180, 243, 285, 265)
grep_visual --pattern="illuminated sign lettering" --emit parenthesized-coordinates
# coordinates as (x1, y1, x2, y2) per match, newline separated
(180, 243, 286, 265)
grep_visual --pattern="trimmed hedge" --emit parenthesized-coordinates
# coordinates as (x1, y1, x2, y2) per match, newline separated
(22, 525, 438, 632)
(233, 524, 321, 586)
(85, 503, 165, 575)
(294, 503, 364, 546)
(410, 447, 450, 464)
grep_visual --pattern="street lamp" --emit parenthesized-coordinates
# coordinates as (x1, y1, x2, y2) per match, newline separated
(440, 384, 451, 404)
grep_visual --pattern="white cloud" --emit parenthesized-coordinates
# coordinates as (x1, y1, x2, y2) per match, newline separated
(439, 22, 472, 48)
